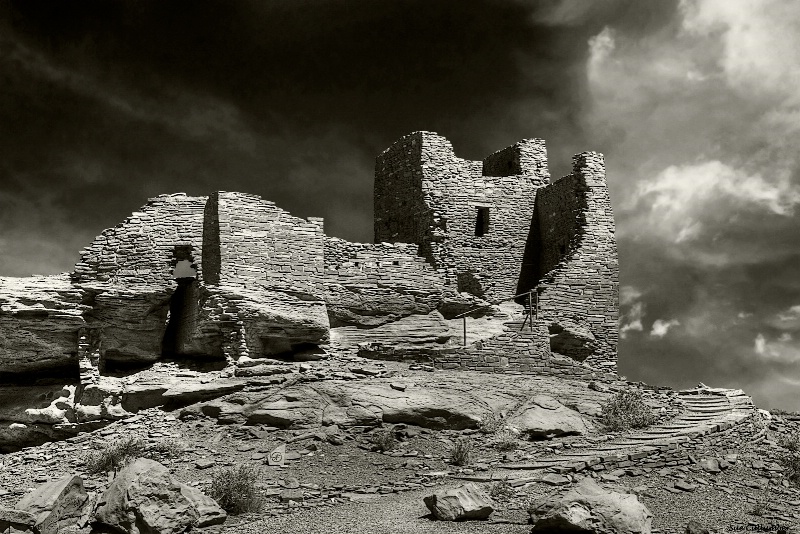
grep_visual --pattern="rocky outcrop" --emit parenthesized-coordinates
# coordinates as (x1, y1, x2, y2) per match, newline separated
(506, 395, 591, 438)
(0, 275, 87, 375)
(529, 477, 652, 533)
(331, 311, 452, 352)
(181, 380, 494, 430)
(423, 483, 494, 521)
(0, 507, 37, 533)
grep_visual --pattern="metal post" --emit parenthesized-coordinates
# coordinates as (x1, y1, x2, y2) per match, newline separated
(528, 290, 534, 331)
(463, 316, 467, 346)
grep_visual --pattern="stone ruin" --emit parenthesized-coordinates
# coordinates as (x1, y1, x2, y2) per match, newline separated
(0, 131, 618, 446)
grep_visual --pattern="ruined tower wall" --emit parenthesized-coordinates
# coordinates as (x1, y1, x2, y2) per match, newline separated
(374, 133, 431, 247)
(375, 132, 546, 302)
(534, 153, 619, 370)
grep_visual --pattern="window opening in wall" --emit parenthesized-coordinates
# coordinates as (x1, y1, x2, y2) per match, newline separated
(475, 207, 490, 237)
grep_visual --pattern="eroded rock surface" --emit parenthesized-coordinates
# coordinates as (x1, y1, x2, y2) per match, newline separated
(506, 395, 592, 438)
(530, 477, 653, 533)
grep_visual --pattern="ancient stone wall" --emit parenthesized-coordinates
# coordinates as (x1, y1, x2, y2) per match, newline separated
(529, 153, 619, 369)
(212, 191, 329, 357)
(374, 132, 547, 303)
(323, 237, 444, 328)
(482, 138, 550, 181)
(73, 193, 207, 285)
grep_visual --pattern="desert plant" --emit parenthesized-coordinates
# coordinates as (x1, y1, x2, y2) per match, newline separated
(778, 431, 800, 485)
(84, 435, 147, 474)
(450, 437, 473, 466)
(600, 389, 657, 432)
(489, 479, 515, 501)
(491, 427, 519, 451)
(370, 426, 397, 452)
(84, 436, 187, 474)
(478, 412, 504, 434)
(207, 463, 266, 514)
(146, 438, 186, 458)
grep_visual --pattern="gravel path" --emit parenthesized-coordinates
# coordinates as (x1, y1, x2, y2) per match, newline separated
(221, 487, 530, 534)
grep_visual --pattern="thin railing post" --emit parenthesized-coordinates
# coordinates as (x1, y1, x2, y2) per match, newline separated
(463, 316, 467, 346)
(528, 290, 534, 331)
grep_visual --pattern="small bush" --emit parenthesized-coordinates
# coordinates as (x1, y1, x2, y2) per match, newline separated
(85, 436, 147, 474)
(207, 464, 266, 515)
(489, 479, 515, 501)
(491, 427, 519, 451)
(84, 436, 186, 474)
(146, 438, 185, 458)
(478, 412, 503, 434)
(600, 389, 657, 432)
(370, 427, 397, 452)
(450, 437, 473, 466)
(779, 431, 800, 486)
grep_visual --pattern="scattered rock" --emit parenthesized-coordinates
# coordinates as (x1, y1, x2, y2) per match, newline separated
(0, 507, 37, 533)
(180, 484, 227, 527)
(15, 474, 88, 534)
(698, 459, 720, 473)
(530, 477, 652, 534)
(423, 483, 494, 521)
(674, 480, 698, 492)
(540, 474, 571, 486)
(195, 458, 216, 470)
(507, 395, 590, 438)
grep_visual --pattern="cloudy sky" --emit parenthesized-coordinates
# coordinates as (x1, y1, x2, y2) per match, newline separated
(2, 0, 799, 409)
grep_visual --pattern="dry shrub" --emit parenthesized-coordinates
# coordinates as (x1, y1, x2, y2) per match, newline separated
(600, 389, 656, 432)
(450, 437, 473, 466)
(370, 427, 397, 452)
(84, 436, 186, 474)
(207, 463, 266, 514)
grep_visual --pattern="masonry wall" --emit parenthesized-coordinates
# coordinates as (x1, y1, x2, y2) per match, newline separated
(530, 153, 619, 369)
(213, 191, 329, 357)
(323, 237, 444, 327)
(375, 132, 547, 303)
(73, 193, 207, 285)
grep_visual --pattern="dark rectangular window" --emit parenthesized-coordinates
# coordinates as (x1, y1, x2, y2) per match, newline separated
(475, 207, 490, 237)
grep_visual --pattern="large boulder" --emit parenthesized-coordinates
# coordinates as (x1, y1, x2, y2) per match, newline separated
(15, 475, 88, 534)
(94, 458, 205, 534)
(529, 477, 652, 533)
(548, 320, 597, 362)
(506, 395, 590, 439)
(0, 507, 37, 533)
(179, 484, 227, 527)
(423, 483, 494, 521)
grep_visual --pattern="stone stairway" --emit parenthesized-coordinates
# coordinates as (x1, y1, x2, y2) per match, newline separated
(497, 385, 757, 479)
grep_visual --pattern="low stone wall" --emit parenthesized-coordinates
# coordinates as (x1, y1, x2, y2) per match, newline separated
(324, 238, 444, 327)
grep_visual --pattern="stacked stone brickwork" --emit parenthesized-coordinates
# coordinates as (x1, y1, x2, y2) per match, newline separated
(375, 132, 547, 302)
(324, 238, 444, 327)
(73, 193, 207, 286)
(209, 192, 329, 357)
(521, 153, 619, 369)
